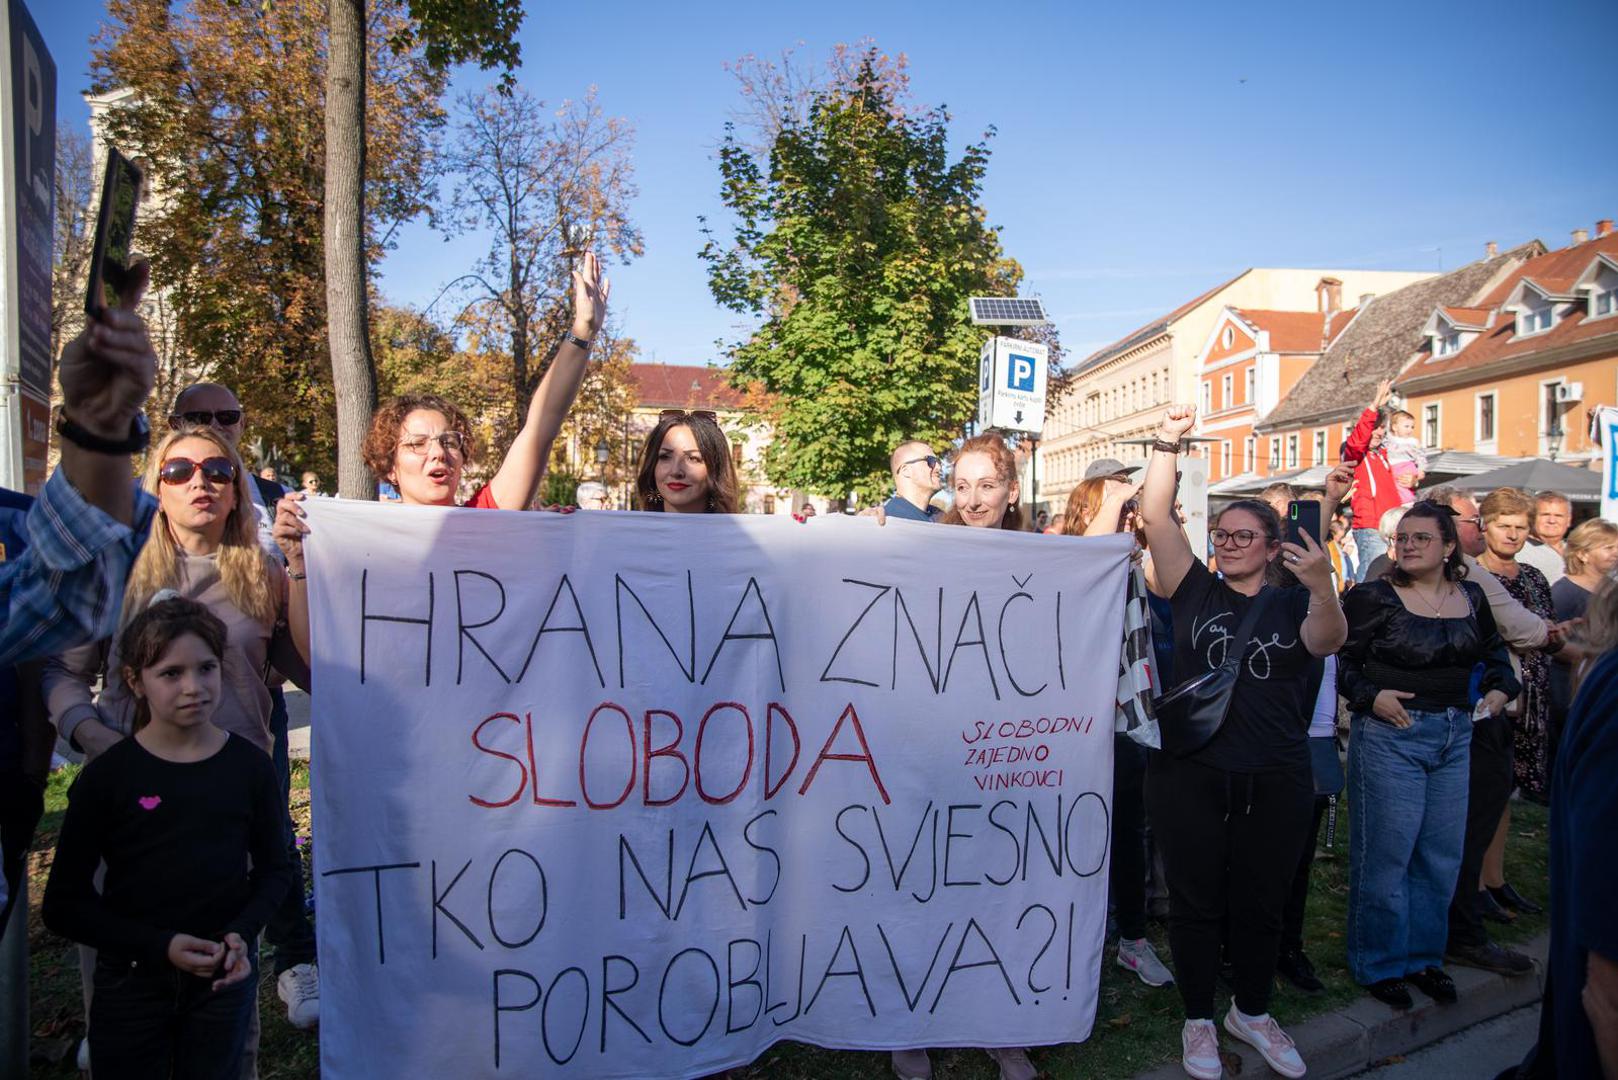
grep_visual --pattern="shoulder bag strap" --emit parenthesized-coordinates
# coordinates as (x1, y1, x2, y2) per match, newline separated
(1220, 586, 1277, 676)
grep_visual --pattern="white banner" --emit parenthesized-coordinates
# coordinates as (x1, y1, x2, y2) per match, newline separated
(302, 501, 1132, 1079)
(1597, 405, 1618, 523)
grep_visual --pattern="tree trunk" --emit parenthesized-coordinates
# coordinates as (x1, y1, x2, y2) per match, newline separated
(324, 0, 378, 499)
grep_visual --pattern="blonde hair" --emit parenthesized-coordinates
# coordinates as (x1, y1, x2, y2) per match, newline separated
(1565, 518, 1618, 576)
(1479, 486, 1534, 525)
(123, 426, 280, 631)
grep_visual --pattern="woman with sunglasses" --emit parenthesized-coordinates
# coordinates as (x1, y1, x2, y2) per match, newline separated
(889, 432, 1038, 1080)
(42, 425, 308, 1074)
(631, 409, 740, 514)
(1339, 501, 1517, 1010)
(1140, 405, 1345, 1080)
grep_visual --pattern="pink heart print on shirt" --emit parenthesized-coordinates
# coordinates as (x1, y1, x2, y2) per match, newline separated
(138, 796, 162, 811)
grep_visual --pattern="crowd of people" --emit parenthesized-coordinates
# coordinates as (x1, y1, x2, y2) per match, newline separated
(0, 253, 1614, 1080)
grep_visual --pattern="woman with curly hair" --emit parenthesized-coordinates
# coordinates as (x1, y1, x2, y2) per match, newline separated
(631, 409, 740, 514)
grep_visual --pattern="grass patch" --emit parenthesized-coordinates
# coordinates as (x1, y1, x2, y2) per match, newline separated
(23, 761, 1550, 1078)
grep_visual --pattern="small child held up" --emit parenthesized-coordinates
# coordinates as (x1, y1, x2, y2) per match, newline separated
(1382, 408, 1428, 505)
(43, 598, 290, 1080)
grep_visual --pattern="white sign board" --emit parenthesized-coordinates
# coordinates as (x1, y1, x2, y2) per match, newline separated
(303, 501, 1131, 1079)
(977, 336, 1048, 435)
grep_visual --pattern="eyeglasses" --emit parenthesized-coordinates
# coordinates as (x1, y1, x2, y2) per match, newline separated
(398, 432, 466, 456)
(1395, 531, 1438, 548)
(168, 409, 243, 429)
(159, 456, 238, 487)
(1210, 528, 1266, 549)
(660, 409, 719, 424)
(1455, 516, 1481, 529)
(901, 454, 941, 470)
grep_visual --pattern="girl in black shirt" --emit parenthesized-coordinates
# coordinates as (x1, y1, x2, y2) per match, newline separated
(44, 598, 289, 1080)
(1141, 406, 1348, 1080)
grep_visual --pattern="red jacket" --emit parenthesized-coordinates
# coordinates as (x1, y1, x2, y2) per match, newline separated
(1342, 407, 1403, 530)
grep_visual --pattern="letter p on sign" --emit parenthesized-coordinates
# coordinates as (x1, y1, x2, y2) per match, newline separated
(1008, 354, 1036, 392)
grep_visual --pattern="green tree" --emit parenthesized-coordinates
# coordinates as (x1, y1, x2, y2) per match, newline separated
(700, 49, 1026, 500)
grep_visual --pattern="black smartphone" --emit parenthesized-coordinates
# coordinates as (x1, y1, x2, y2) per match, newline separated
(84, 148, 143, 318)
(1286, 500, 1322, 549)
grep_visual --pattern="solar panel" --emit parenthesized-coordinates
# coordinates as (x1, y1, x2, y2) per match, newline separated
(969, 297, 1049, 326)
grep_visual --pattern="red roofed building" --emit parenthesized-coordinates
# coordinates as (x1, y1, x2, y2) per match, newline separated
(1396, 221, 1618, 462)
(1194, 281, 1359, 482)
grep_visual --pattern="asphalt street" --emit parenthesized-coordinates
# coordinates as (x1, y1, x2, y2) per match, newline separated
(1346, 1005, 1539, 1078)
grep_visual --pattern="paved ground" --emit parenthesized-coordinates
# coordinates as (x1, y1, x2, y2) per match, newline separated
(1345, 1004, 1538, 1077)
(285, 686, 311, 758)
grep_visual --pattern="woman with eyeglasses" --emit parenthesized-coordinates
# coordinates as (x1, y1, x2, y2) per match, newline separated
(1139, 405, 1345, 1080)
(631, 409, 740, 514)
(1338, 501, 1517, 1011)
(41, 425, 308, 1074)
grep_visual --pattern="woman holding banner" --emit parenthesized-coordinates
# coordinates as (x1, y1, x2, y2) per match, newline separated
(1139, 405, 1345, 1080)
(890, 431, 1038, 1080)
(632, 408, 741, 514)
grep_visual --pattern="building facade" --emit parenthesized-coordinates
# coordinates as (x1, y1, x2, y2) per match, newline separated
(1039, 266, 1434, 517)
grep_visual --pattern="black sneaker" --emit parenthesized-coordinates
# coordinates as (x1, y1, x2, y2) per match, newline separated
(1478, 889, 1517, 925)
(1276, 947, 1324, 994)
(1366, 978, 1413, 1009)
(1491, 883, 1544, 916)
(1406, 966, 1458, 1004)
(1447, 941, 1534, 976)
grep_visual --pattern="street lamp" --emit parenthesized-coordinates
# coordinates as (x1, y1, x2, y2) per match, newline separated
(1547, 424, 1564, 462)
(594, 438, 610, 474)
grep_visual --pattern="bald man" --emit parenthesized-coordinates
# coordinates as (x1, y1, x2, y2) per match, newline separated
(169, 382, 284, 560)
(883, 440, 943, 522)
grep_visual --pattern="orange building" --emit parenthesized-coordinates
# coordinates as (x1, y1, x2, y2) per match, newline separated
(1193, 278, 1357, 482)
(1397, 222, 1618, 463)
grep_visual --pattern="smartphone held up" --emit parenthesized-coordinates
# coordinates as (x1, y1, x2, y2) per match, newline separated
(84, 147, 143, 319)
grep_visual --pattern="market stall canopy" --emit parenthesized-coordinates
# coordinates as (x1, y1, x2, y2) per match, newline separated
(1438, 458, 1603, 502)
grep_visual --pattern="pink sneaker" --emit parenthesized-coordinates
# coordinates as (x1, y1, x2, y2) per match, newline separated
(1223, 1004, 1305, 1078)
(1181, 1019, 1222, 1080)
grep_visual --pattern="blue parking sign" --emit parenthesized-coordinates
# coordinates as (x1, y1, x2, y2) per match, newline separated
(1007, 353, 1036, 392)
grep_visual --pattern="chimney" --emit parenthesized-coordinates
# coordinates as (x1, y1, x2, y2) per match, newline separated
(1573, 228, 1590, 245)
(1485, 240, 1498, 257)
(1316, 276, 1343, 314)
(1598, 219, 1614, 238)
(1359, 293, 1376, 309)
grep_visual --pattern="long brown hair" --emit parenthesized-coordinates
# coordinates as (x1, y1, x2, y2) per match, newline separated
(633, 413, 740, 514)
(123, 426, 280, 631)
(939, 434, 1025, 531)
(119, 597, 229, 731)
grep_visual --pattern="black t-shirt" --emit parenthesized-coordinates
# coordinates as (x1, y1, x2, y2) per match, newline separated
(1549, 578, 1593, 711)
(42, 733, 290, 967)
(1169, 561, 1314, 773)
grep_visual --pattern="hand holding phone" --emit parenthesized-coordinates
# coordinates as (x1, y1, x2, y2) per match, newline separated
(85, 148, 143, 319)
(1286, 500, 1322, 549)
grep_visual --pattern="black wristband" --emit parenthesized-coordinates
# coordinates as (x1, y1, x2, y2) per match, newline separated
(561, 330, 593, 350)
(1151, 438, 1181, 455)
(56, 410, 151, 455)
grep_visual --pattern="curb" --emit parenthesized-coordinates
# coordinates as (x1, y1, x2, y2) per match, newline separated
(1132, 932, 1548, 1080)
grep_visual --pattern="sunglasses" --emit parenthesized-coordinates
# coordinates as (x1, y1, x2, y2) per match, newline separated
(902, 454, 941, 469)
(168, 409, 243, 429)
(159, 456, 238, 487)
(660, 409, 719, 424)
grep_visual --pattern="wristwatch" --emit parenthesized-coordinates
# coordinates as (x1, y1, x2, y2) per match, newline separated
(562, 330, 593, 350)
(56, 409, 151, 455)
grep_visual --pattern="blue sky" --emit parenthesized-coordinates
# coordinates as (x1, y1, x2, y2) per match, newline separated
(33, 0, 1618, 368)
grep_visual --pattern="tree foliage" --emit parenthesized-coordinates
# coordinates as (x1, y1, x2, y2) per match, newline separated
(701, 48, 1028, 500)
(439, 85, 640, 434)
(88, 0, 445, 476)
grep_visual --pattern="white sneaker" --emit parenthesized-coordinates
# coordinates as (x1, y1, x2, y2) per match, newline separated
(1223, 1004, 1305, 1078)
(891, 1049, 932, 1079)
(77, 1036, 90, 1072)
(1117, 936, 1175, 987)
(984, 1047, 1037, 1080)
(276, 962, 320, 1030)
(1181, 1019, 1222, 1080)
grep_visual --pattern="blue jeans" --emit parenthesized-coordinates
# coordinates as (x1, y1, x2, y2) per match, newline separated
(1346, 707, 1471, 984)
(1352, 528, 1388, 582)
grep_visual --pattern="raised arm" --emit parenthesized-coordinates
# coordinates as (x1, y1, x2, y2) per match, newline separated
(1140, 405, 1198, 596)
(484, 253, 611, 511)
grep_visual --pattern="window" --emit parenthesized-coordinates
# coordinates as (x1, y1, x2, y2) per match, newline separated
(1476, 392, 1496, 444)
(1220, 440, 1231, 477)
(1437, 330, 1461, 355)
(1543, 381, 1565, 444)
(1221, 373, 1233, 410)
(1312, 430, 1327, 465)
(1200, 382, 1212, 415)
(1285, 434, 1299, 469)
(1221, 326, 1234, 349)
(1597, 288, 1618, 317)
(1244, 436, 1256, 473)
(1423, 403, 1440, 448)
(1150, 372, 1158, 403)
(1518, 306, 1553, 336)
(1269, 438, 1281, 470)
(1244, 368, 1255, 405)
